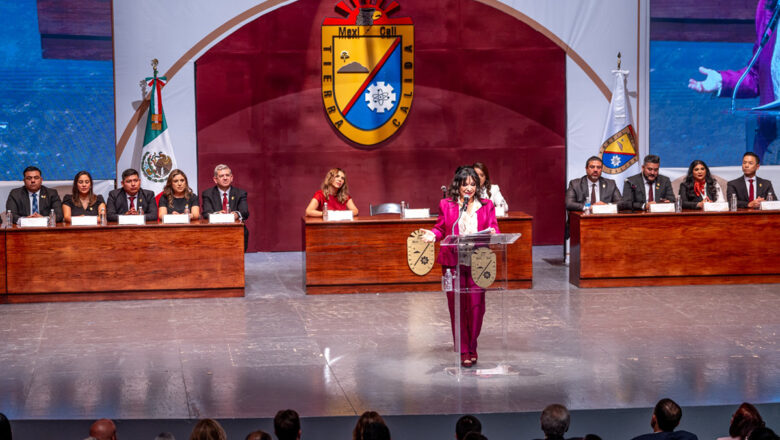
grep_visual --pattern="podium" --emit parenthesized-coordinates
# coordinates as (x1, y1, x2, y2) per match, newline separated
(440, 232, 520, 377)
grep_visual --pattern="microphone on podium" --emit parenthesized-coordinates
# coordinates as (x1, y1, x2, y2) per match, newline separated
(441, 185, 447, 199)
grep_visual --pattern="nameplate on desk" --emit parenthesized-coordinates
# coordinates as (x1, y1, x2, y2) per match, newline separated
(71, 216, 98, 226)
(591, 204, 617, 214)
(326, 210, 353, 221)
(403, 208, 430, 219)
(118, 215, 145, 225)
(163, 214, 189, 224)
(19, 217, 48, 227)
(649, 203, 675, 213)
(209, 213, 235, 224)
(703, 202, 728, 212)
(495, 206, 506, 217)
(760, 201, 780, 211)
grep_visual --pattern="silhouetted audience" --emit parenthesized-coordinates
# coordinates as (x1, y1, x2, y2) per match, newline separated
(354, 411, 388, 440)
(246, 430, 272, 440)
(274, 409, 301, 440)
(539, 404, 575, 440)
(90, 418, 117, 440)
(631, 398, 698, 440)
(0, 412, 11, 440)
(362, 421, 391, 440)
(155, 433, 176, 440)
(748, 427, 779, 440)
(189, 419, 226, 440)
(456, 415, 482, 440)
(463, 433, 487, 440)
(718, 403, 766, 440)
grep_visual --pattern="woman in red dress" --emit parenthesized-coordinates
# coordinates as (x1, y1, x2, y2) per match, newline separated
(305, 168, 359, 217)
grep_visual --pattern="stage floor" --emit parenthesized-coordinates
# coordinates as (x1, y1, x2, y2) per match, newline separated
(0, 247, 778, 420)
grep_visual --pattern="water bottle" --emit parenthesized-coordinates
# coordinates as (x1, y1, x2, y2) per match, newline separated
(184, 204, 190, 221)
(583, 202, 591, 215)
(400, 200, 406, 218)
(6, 209, 12, 227)
(442, 268, 453, 292)
(48, 209, 56, 227)
(768, 192, 775, 202)
(675, 197, 682, 213)
(500, 199, 509, 217)
(322, 202, 328, 221)
(138, 205, 145, 224)
(99, 210, 107, 226)
(729, 193, 738, 211)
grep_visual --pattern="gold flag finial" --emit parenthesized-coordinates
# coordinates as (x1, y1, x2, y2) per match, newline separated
(617, 52, 622, 70)
(151, 58, 159, 75)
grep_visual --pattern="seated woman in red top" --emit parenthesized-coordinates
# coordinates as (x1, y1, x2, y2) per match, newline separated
(305, 168, 359, 217)
(419, 166, 499, 368)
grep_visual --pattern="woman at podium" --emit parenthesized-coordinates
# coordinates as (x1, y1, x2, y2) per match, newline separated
(305, 168, 359, 217)
(679, 160, 725, 209)
(420, 166, 499, 367)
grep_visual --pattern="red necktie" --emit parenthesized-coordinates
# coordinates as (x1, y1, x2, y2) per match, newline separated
(748, 179, 754, 202)
(129, 196, 136, 211)
(647, 181, 654, 202)
(590, 184, 596, 204)
(222, 192, 228, 212)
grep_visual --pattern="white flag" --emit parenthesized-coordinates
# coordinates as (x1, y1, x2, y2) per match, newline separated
(598, 69, 640, 181)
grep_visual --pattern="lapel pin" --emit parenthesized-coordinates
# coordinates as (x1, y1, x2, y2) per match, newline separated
(759, 183, 763, 187)
(231, 196, 235, 200)
(41, 194, 46, 199)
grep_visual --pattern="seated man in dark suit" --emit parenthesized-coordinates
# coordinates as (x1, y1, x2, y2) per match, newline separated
(565, 156, 622, 211)
(726, 152, 775, 209)
(621, 154, 675, 211)
(202, 164, 250, 250)
(631, 398, 698, 440)
(6, 166, 63, 224)
(106, 168, 158, 222)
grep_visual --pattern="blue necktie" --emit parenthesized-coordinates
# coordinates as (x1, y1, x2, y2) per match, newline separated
(31, 193, 38, 214)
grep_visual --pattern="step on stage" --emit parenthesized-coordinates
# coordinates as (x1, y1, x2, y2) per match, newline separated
(1, 247, 778, 438)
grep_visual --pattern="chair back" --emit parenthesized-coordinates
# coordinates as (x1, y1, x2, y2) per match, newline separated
(369, 203, 401, 216)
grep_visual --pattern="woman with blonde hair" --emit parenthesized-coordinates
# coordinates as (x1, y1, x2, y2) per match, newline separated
(305, 167, 358, 217)
(158, 169, 200, 220)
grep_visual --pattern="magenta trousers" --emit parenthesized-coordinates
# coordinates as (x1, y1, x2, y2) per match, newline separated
(444, 265, 486, 354)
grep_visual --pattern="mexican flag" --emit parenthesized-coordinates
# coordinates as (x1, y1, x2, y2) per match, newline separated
(139, 67, 176, 197)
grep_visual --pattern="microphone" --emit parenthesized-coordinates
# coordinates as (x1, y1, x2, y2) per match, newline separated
(461, 195, 470, 212)
(441, 185, 447, 199)
(452, 195, 470, 237)
(732, 2, 780, 111)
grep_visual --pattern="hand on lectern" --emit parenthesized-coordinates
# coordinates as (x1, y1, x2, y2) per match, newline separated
(688, 67, 722, 94)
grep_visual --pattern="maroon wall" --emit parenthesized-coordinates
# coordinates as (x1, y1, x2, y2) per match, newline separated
(196, 0, 566, 252)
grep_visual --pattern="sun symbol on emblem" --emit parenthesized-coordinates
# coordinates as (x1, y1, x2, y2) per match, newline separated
(483, 272, 492, 279)
(610, 155, 621, 167)
(421, 256, 429, 265)
(365, 81, 396, 113)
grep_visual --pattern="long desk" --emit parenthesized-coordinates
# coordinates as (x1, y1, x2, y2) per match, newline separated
(569, 210, 780, 287)
(303, 212, 533, 294)
(0, 220, 245, 303)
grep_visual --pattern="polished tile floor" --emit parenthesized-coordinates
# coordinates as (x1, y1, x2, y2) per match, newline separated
(0, 247, 778, 420)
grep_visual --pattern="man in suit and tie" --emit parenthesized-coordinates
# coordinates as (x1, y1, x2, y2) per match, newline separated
(565, 156, 622, 211)
(727, 152, 775, 209)
(621, 155, 675, 211)
(202, 164, 250, 250)
(6, 166, 63, 224)
(106, 168, 158, 222)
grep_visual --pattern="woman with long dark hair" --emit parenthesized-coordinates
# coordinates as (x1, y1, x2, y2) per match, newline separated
(305, 167, 359, 217)
(679, 159, 725, 209)
(473, 162, 508, 212)
(420, 166, 499, 367)
(62, 170, 106, 222)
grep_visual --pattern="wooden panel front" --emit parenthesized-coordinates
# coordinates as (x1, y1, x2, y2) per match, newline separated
(5, 221, 244, 298)
(304, 212, 533, 294)
(570, 210, 780, 287)
(0, 231, 6, 298)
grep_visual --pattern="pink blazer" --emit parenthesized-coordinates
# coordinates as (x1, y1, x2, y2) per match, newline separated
(432, 198, 500, 267)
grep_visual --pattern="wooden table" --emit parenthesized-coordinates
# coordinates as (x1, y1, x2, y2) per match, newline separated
(0, 220, 245, 303)
(303, 212, 533, 294)
(569, 209, 780, 287)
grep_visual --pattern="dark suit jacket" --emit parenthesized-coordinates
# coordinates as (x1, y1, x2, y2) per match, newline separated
(726, 175, 775, 208)
(106, 188, 158, 222)
(6, 185, 63, 223)
(565, 176, 621, 211)
(631, 431, 698, 440)
(620, 173, 676, 210)
(201, 186, 249, 220)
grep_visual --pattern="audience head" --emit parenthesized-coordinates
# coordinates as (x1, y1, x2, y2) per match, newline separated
(72, 170, 96, 202)
(361, 421, 391, 440)
(320, 168, 350, 203)
(354, 411, 386, 440)
(541, 404, 570, 438)
(729, 403, 765, 440)
(455, 415, 482, 440)
(447, 166, 480, 201)
(749, 427, 779, 440)
(189, 418, 226, 440)
(89, 418, 117, 440)
(274, 409, 301, 440)
(463, 433, 487, 440)
(472, 162, 492, 190)
(742, 152, 761, 177)
(584, 156, 603, 182)
(0, 412, 11, 440)
(121, 168, 141, 196)
(583, 435, 602, 440)
(213, 164, 234, 191)
(23, 166, 43, 193)
(642, 155, 661, 182)
(245, 430, 271, 440)
(155, 433, 176, 440)
(652, 398, 682, 432)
